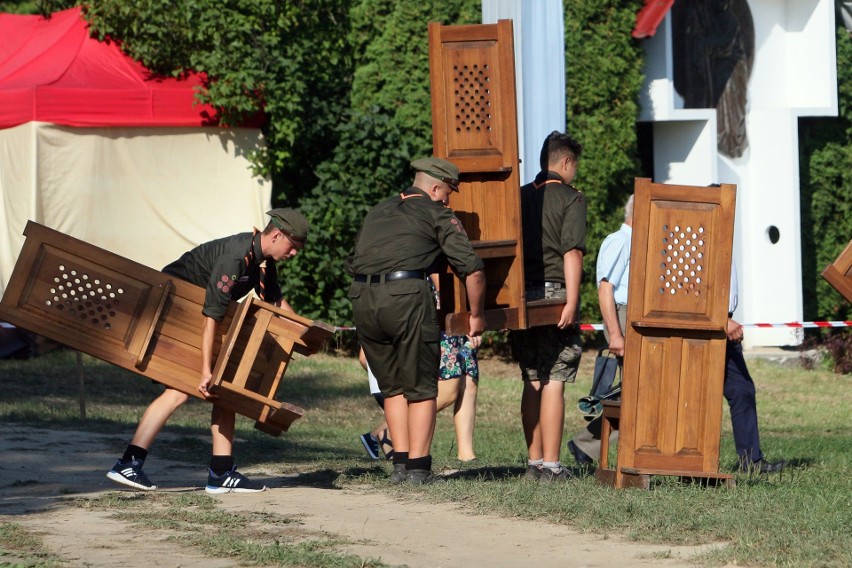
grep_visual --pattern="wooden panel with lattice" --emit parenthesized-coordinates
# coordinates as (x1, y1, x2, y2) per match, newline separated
(599, 178, 737, 489)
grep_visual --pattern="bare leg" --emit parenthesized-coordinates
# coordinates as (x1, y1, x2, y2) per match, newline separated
(453, 374, 478, 461)
(436, 378, 460, 412)
(370, 421, 389, 440)
(211, 406, 236, 456)
(130, 388, 190, 449)
(539, 379, 565, 463)
(521, 381, 543, 461)
(407, 398, 437, 459)
(384, 394, 409, 454)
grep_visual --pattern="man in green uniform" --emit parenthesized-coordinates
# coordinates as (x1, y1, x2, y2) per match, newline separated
(107, 209, 308, 493)
(348, 157, 486, 484)
(511, 131, 587, 483)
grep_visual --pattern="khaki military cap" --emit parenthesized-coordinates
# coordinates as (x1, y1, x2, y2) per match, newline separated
(267, 208, 309, 246)
(411, 157, 460, 192)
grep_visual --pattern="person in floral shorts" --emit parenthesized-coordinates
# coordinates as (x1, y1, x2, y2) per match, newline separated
(436, 332, 481, 461)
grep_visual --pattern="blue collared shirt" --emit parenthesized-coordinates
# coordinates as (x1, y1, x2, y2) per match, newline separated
(596, 223, 631, 305)
(729, 260, 738, 314)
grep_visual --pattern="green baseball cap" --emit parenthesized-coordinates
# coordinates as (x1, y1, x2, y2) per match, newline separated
(411, 157, 460, 192)
(267, 208, 308, 247)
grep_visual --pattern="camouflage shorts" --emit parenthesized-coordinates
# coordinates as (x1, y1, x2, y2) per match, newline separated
(509, 323, 583, 383)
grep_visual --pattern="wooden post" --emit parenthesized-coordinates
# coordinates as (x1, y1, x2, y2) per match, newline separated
(76, 351, 86, 420)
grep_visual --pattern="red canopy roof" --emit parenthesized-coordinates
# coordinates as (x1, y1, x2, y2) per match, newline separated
(632, 0, 675, 39)
(0, 7, 219, 128)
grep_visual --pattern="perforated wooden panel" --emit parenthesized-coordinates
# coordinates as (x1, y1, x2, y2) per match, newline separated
(429, 20, 528, 333)
(656, 221, 709, 299)
(446, 51, 499, 154)
(612, 179, 736, 487)
(636, 195, 731, 330)
(430, 22, 516, 174)
(28, 250, 155, 344)
(2, 231, 173, 366)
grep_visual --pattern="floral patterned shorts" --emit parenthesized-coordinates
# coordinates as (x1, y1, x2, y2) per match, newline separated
(439, 333, 479, 381)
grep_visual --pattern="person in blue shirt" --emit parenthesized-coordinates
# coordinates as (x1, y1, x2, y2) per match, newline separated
(567, 197, 786, 474)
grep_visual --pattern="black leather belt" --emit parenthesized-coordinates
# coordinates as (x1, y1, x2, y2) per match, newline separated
(354, 270, 426, 285)
(528, 281, 563, 289)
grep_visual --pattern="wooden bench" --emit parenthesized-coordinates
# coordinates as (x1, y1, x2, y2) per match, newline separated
(594, 400, 622, 486)
(0, 221, 333, 436)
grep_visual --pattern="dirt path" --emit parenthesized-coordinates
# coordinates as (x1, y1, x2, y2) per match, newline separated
(1, 424, 721, 567)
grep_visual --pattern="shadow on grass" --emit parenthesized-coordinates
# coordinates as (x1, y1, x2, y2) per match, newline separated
(441, 465, 527, 481)
(0, 349, 368, 410)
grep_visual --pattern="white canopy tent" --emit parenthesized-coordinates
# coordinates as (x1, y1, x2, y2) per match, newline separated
(0, 124, 271, 299)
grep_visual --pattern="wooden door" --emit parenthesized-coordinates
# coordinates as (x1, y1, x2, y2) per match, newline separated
(428, 20, 526, 333)
(616, 179, 736, 487)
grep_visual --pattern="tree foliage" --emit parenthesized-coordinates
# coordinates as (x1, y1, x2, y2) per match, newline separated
(277, 109, 413, 324)
(0, 1, 38, 14)
(348, 0, 481, 156)
(564, 1, 646, 322)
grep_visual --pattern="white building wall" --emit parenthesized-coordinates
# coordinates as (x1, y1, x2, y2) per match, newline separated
(482, 0, 565, 185)
(639, 0, 837, 347)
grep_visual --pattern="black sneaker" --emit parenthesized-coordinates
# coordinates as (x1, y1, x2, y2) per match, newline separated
(405, 469, 442, 485)
(205, 467, 267, 494)
(106, 459, 157, 491)
(523, 464, 542, 481)
(390, 463, 407, 484)
(739, 459, 787, 474)
(538, 466, 574, 484)
(359, 433, 381, 460)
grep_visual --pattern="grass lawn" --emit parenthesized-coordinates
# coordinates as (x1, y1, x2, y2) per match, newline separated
(0, 346, 850, 567)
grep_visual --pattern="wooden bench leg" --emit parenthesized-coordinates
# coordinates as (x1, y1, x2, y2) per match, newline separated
(600, 417, 612, 470)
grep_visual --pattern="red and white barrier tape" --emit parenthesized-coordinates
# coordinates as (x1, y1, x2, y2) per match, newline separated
(2, 320, 848, 333)
(741, 321, 852, 329)
(333, 321, 851, 333)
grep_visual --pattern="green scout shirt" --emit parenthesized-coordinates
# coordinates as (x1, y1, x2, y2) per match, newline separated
(162, 232, 283, 321)
(520, 170, 587, 284)
(347, 187, 484, 278)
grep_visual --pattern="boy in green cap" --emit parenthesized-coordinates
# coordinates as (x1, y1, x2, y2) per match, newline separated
(107, 208, 308, 493)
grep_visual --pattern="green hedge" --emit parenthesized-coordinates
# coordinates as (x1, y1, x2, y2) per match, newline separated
(564, 1, 645, 323)
(799, 26, 851, 322)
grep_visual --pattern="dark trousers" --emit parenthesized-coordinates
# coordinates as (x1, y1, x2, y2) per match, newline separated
(724, 341, 763, 464)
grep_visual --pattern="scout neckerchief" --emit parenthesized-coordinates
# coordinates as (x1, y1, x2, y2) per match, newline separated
(245, 228, 266, 301)
(533, 178, 563, 189)
(533, 175, 582, 193)
(400, 187, 427, 200)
